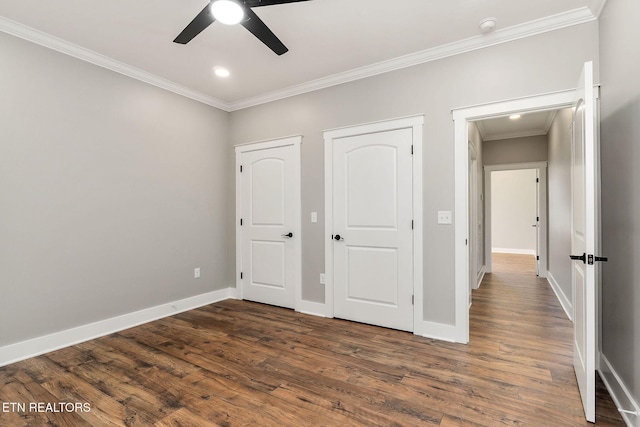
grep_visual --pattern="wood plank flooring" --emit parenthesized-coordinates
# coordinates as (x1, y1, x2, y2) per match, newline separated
(0, 254, 625, 426)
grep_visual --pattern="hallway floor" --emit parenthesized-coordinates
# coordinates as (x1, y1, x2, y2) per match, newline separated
(472, 253, 624, 425)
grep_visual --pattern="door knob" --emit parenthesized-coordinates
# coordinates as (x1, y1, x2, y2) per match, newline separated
(334, 234, 344, 241)
(570, 253, 586, 264)
(281, 232, 293, 238)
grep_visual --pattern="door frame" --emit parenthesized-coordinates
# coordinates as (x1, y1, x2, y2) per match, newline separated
(452, 89, 575, 343)
(323, 115, 424, 332)
(235, 135, 302, 309)
(468, 141, 479, 305)
(484, 162, 548, 278)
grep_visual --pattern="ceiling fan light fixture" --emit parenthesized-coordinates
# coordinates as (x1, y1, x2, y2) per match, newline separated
(211, 0, 245, 25)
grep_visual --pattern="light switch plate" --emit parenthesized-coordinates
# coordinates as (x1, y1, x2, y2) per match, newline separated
(438, 211, 452, 224)
(311, 212, 318, 223)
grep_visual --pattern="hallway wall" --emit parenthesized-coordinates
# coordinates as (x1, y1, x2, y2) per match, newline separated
(599, 0, 640, 415)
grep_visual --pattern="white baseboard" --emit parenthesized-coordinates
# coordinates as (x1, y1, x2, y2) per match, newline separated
(546, 271, 573, 321)
(492, 248, 536, 255)
(296, 299, 329, 318)
(414, 320, 459, 343)
(599, 354, 640, 426)
(0, 287, 237, 368)
(475, 266, 486, 289)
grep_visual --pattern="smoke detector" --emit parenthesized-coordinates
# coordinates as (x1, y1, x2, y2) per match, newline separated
(479, 18, 497, 33)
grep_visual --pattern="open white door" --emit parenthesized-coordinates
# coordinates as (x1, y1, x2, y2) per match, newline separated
(570, 61, 603, 423)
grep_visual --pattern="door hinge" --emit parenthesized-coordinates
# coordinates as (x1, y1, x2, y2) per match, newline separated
(465, 239, 468, 245)
(240, 165, 243, 173)
(536, 177, 539, 183)
(537, 216, 539, 222)
(411, 220, 414, 230)
(412, 295, 414, 305)
(240, 272, 243, 279)
(411, 145, 414, 155)
(240, 218, 243, 226)
(536, 256, 540, 260)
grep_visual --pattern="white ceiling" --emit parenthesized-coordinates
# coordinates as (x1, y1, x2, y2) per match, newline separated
(476, 110, 559, 141)
(0, 0, 604, 111)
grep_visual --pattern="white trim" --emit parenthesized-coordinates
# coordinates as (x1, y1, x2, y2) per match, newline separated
(324, 115, 424, 332)
(414, 321, 459, 343)
(233, 134, 303, 148)
(235, 136, 303, 310)
(481, 129, 549, 142)
(1, 8, 596, 113)
(453, 90, 576, 344)
(484, 161, 549, 278)
(296, 300, 329, 318)
(476, 266, 486, 289)
(0, 17, 230, 111)
(0, 288, 236, 368)
(491, 248, 536, 255)
(547, 271, 573, 321)
(591, 0, 610, 18)
(228, 8, 596, 111)
(599, 354, 640, 426)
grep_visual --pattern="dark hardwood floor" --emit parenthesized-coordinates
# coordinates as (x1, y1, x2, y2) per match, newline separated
(0, 254, 625, 426)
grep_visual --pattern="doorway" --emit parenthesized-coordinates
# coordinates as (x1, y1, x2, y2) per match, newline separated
(484, 163, 548, 278)
(452, 89, 576, 343)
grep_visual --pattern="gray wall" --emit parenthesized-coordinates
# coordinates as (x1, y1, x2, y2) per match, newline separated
(599, 0, 640, 407)
(547, 108, 573, 306)
(0, 33, 231, 346)
(229, 23, 599, 326)
(483, 135, 548, 165)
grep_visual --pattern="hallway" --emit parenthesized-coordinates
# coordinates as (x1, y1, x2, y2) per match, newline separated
(470, 253, 623, 425)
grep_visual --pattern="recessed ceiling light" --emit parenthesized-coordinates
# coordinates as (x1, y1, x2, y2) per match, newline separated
(214, 67, 230, 78)
(479, 17, 497, 33)
(509, 114, 521, 120)
(211, 0, 245, 25)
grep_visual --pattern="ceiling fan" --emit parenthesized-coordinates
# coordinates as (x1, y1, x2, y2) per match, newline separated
(174, 0, 311, 55)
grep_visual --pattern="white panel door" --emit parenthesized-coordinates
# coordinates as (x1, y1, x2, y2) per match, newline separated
(332, 128, 413, 332)
(570, 61, 599, 423)
(239, 143, 298, 309)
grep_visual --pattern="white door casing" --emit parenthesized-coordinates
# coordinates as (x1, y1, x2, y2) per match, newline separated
(570, 61, 598, 423)
(483, 163, 548, 277)
(453, 89, 576, 344)
(468, 141, 479, 299)
(324, 115, 424, 333)
(235, 136, 301, 310)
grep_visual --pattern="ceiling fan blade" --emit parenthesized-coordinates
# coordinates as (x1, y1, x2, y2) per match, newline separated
(241, 7, 288, 55)
(245, 0, 311, 7)
(173, 2, 215, 44)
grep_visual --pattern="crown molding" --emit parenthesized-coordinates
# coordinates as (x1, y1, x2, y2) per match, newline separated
(1, 7, 596, 113)
(482, 129, 549, 142)
(0, 16, 231, 111)
(590, 0, 610, 18)
(228, 7, 596, 111)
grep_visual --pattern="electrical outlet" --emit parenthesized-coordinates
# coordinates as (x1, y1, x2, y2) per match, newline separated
(319, 273, 325, 284)
(194, 268, 201, 279)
